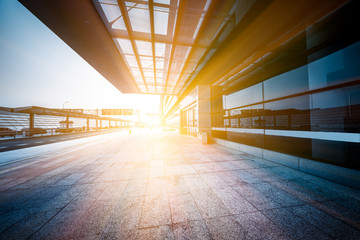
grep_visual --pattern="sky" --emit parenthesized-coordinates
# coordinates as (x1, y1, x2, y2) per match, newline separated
(0, 0, 160, 113)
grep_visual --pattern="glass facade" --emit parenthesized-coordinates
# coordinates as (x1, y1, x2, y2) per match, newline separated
(212, 41, 360, 133)
(211, 2, 360, 170)
(180, 103, 198, 136)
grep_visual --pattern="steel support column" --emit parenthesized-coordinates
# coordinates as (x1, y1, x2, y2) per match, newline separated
(29, 113, 34, 136)
(66, 116, 69, 129)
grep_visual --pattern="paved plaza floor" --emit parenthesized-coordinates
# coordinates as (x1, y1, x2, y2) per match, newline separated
(0, 129, 360, 239)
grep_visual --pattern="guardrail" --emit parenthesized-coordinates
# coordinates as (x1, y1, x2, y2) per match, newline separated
(0, 126, 125, 140)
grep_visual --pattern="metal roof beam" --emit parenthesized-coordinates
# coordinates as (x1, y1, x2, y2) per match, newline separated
(170, 0, 220, 95)
(149, 0, 157, 93)
(163, 0, 185, 94)
(117, 0, 149, 93)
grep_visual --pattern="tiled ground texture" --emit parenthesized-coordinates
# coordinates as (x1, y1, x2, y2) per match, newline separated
(1, 129, 360, 240)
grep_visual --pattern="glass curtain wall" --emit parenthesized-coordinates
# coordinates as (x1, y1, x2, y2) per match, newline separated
(211, 1, 360, 170)
(180, 103, 198, 136)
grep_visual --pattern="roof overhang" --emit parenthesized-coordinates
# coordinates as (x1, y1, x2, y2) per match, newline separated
(0, 106, 129, 121)
(18, 0, 239, 96)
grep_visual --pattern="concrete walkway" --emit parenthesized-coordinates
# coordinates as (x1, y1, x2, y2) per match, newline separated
(0, 129, 360, 239)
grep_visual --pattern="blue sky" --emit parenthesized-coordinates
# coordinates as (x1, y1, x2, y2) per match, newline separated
(0, 0, 159, 112)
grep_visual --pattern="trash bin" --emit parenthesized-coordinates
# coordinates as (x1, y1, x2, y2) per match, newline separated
(202, 132, 208, 145)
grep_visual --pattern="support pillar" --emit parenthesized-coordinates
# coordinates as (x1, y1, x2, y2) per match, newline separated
(100, 119, 102, 131)
(66, 116, 69, 129)
(29, 113, 34, 136)
(180, 110, 185, 135)
(96, 118, 98, 130)
(87, 118, 89, 131)
(197, 85, 212, 143)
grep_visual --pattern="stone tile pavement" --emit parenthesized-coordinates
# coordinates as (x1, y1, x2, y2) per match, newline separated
(0, 129, 360, 239)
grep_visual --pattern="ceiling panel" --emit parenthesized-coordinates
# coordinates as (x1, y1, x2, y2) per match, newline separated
(93, 0, 236, 95)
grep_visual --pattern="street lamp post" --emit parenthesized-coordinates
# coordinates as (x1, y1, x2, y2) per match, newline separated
(62, 101, 68, 110)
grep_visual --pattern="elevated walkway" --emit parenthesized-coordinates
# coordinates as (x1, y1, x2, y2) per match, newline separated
(0, 129, 359, 239)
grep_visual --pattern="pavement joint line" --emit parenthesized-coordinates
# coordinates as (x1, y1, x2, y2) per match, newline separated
(16, 143, 28, 146)
(27, 199, 74, 240)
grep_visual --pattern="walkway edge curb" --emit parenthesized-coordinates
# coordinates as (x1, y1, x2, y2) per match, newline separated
(212, 137, 360, 190)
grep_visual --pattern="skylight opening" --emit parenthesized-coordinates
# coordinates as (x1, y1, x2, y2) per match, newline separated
(97, 0, 117, 4)
(134, 77, 144, 84)
(154, 0, 170, 5)
(100, 3, 121, 22)
(154, 8, 169, 35)
(125, 55, 139, 68)
(131, 68, 142, 77)
(156, 70, 164, 79)
(156, 58, 165, 69)
(128, 3, 151, 33)
(138, 85, 147, 92)
(155, 43, 166, 57)
(192, 17, 204, 40)
(140, 56, 154, 68)
(136, 40, 153, 56)
(143, 69, 154, 78)
(148, 86, 156, 92)
(114, 38, 134, 54)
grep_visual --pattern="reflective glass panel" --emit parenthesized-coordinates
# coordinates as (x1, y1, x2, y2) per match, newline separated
(225, 83, 262, 109)
(312, 89, 348, 109)
(265, 95, 310, 130)
(308, 41, 360, 90)
(308, 50, 344, 90)
(311, 89, 349, 132)
(264, 65, 309, 101)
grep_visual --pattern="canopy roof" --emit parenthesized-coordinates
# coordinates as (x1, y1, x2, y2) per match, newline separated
(92, 0, 236, 95)
(0, 106, 129, 121)
(18, 0, 237, 95)
(18, 0, 350, 118)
